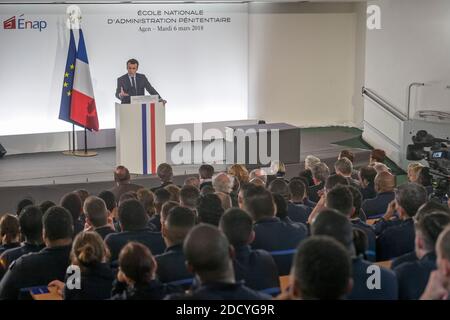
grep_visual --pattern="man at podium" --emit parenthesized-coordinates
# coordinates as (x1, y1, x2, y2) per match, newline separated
(115, 58, 166, 104)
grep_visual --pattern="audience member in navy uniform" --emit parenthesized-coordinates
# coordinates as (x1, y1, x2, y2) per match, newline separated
(311, 209, 398, 299)
(0, 206, 73, 300)
(307, 162, 329, 203)
(136, 188, 156, 218)
(391, 201, 450, 269)
(421, 225, 450, 300)
(109, 165, 143, 203)
(359, 166, 377, 200)
(286, 179, 312, 224)
(273, 193, 300, 227)
(394, 213, 450, 299)
(348, 184, 367, 222)
(199, 164, 215, 190)
(326, 185, 376, 261)
(16, 198, 34, 216)
(148, 188, 171, 232)
(338, 150, 360, 180)
(105, 199, 165, 262)
(279, 236, 353, 300)
(60, 192, 85, 237)
(220, 208, 279, 292)
(83, 196, 116, 240)
(166, 224, 270, 300)
(0, 206, 45, 275)
(156, 207, 195, 287)
(362, 171, 396, 219)
(0, 214, 20, 255)
(376, 183, 428, 261)
(151, 163, 174, 193)
(244, 185, 307, 276)
(111, 242, 183, 300)
(197, 193, 224, 227)
(334, 157, 360, 188)
(48, 231, 114, 300)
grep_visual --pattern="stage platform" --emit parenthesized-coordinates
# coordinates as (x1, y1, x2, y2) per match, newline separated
(0, 126, 371, 213)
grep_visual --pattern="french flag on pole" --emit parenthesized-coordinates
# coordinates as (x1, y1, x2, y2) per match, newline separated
(70, 29, 99, 131)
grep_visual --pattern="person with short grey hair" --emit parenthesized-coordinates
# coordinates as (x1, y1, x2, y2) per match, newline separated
(307, 162, 330, 203)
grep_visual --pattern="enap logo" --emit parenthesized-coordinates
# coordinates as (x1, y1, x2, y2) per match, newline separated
(3, 14, 47, 31)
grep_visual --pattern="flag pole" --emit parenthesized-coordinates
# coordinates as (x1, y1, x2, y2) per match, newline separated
(84, 128, 87, 154)
(72, 124, 75, 153)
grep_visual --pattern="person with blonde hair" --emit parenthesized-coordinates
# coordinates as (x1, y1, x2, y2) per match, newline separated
(371, 162, 391, 174)
(49, 231, 114, 300)
(407, 162, 424, 183)
(270, 160, 286, 178)
(228, 164, 249, 185)
(304, 155, 321, 171)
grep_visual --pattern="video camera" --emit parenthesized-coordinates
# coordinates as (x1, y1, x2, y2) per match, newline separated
(406, 130, 450, 201)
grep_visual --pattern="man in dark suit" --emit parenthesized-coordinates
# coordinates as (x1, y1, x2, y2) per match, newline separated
(307, 162, 330, 203)
(361, 171, 396, 219)
(115, 58, 166, 104)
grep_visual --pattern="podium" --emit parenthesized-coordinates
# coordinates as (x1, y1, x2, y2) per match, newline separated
(115, 95, 166, 175)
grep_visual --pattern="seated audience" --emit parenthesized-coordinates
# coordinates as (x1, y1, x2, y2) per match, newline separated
(334, 157, 360, 187)
(338, 149, 359, 180)
(151, 163, 174, 192)
(111, 242, 182, 300)
(289, 178, 316, 212)
(136, 189, 156, 218)
(326, 185, 376, 262)
(16, 198, 34, 216)
(167, 224, 270, 300)
(83, 196, 116, 240)
(60, 192, 84, 236)
(220, 208, 279, 292)
(372, 162, 391, 174)
(213, 172, 238, 207)
(0, 206, 73, 300)
(105, 199, 165, 262)
(184, 176, 200, 189)
(284, 236, 353, 300)
(244, 186, 307, 275)
(273, 193, 301, 227)
(307, 162, 330, 203)
(248, 168, 268, 186)
(0, 214, 20, 255)
(421, 225, 450, 300)
(197, 193, 224, 226)
(49, 231, 114, 300)
(268, 179, 289, 200)
(394, 213, 450, 299)
(198, 164, 215, 190)
(164, 184, 181, 203)
(312, 209, 398, 299)
(109, 165, 143, 201)
(348, 184, 367, 222)
(148, 188, 171, 232)
(156, 207, 196, 287)
(376, 183, 428, 261)
(392, 201, 450, 268)
(39, 200, 56, 215)
(0, 206, 45, 272)
(362, 171, 396, 218)
(215, 192, 232, 211)
(359, 166, 377, 200)
(303, 155, 321, 187)
(180, 185, 200, 213)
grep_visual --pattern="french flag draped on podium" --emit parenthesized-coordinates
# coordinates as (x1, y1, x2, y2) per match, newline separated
(59, 28, 99, 131)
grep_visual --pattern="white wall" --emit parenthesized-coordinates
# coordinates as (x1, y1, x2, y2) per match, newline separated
(365, 0, 450, 117)
(248, 2, 364, 128)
